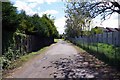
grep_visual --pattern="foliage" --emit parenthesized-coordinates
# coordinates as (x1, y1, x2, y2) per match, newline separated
(2, 2, 19, 32)
(39, 14, 59, 37)
(91, 27, 103, 34)
(54, 39, 59, 43)
(74, 40, 120, 60)
(64, 0, 120, 38)
(73, 1, 120, 20)
(64, 1, 92, 38)
(14, 32, 26, 38)
(70, 39, 120, 68)
(0, 57, 11, 69)
(2, 44, 48, 76)
(2, 2, 18, 54)
(2, 1, 59, 70)
(17, 13, 59, 37)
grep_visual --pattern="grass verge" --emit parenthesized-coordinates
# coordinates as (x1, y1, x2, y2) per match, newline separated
(54, 39, 65, 43)
(54, 39, 59, 43)
(69, 40, 120, 70)
(11, 46, 48, 69)
(2, 45, 49, 77)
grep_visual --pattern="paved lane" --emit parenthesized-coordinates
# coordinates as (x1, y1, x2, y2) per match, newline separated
(7, 40, 120, 79)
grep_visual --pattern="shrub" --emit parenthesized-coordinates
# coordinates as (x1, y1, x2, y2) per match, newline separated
(0, 57, 11, 69)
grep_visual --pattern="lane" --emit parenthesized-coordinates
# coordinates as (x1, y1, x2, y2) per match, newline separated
(7, 40, 78, 78)
(7, 40, 120, 78)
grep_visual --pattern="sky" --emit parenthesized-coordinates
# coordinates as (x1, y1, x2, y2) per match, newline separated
(93, 13, 119, 29)
(10, 0, 66, 34)
(9, 0, 119, 34)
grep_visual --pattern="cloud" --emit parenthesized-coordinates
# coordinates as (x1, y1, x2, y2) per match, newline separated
(55, 17, 67, 34)
(101, 13, 119, 28)
(14, 1, 28, 11)
(39, 10, 59, 17)
(45, 0, 60, 4)
(11, 0, 60, 16)
(101, 19, 118, 28)
(25, 0, 44, 3)
(13, 0, 38, 15)
(11, 0, 66, 34)
(13, 0, 60, 4)
(93, 13, 119, 28)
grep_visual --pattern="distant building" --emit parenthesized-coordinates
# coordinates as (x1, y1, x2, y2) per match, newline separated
(95, 26, 120, 32)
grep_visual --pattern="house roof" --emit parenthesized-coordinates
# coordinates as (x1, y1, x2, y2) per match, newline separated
(96, 26, 120, 32)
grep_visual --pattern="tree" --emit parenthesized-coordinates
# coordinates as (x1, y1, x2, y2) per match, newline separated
(2, 2, 19, 53)
(91, 27, 103, 34)
(40, 14, 59, 37)
(17, 13, 59, 38)
(2, 2, 19, 32)
(76, 0, 120, 20)
(2, 1, 59, 66)
(64, 1, 92, 38)
(64, 0, 120, 38)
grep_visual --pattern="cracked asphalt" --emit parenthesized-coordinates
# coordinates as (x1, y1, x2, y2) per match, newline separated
(6, 40, 120, 79)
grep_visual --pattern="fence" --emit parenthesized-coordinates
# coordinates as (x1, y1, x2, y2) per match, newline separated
(14, 34, 54, 54)
(73, 31, 120, 47)
(69, 31, 120, 68)
(26, 35, 54, 52)
(2, 29, 54, 61)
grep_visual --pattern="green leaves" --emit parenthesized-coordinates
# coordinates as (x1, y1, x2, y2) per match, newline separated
(65, 1, 92, 38)
(16, 12, 59, 38)
(2, 2, 19, 32)
(91, 27, 103, 34)
(2, 1, 59, 70)
(0, 57, 11, 69)
(34, 14, 58, 37)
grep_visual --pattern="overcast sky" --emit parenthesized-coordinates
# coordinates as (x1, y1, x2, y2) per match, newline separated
(10, 0, 119, 34)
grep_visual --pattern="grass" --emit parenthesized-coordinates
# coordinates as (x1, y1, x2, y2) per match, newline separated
(11, 47, 48, 68)
(90, 43, 120, 60)
(72, 44, 86, 53)
(2, 46, 49, 77)
(11, 46, 48, 69)
(54, 38, 65, 43)
(71, 40, 120, 68)
(54, 39, 60, 43)
(79, 42, 120, 59)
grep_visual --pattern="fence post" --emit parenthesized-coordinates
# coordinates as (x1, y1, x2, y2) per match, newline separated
(97, 34, 98, 54)
(107, 32, 109, 44)
(87, 36, 89, 50)
(83, 36, 84, 48)
(112, 32, 113, 45)
(114, 33, 117, 66)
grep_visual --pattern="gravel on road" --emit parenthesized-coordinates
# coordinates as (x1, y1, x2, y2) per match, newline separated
(6, 40, 120, 79)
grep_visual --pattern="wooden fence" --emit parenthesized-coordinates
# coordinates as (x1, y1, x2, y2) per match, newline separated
(73, 31, 120, 47)
(69, 31, 120, 68)
(14, 34, 54, 55)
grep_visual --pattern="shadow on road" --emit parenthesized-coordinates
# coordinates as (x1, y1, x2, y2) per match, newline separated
(45, 53, 120, 79)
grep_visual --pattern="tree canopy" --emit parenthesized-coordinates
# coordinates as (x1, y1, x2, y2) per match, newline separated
(65, 1, 92, 38)
(2, 2, 19, 32)
(64, 0, 120, 38)
(2, 2, 59, 54)
(2, 2, 59, 37)
(69, 0, 120, 20)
